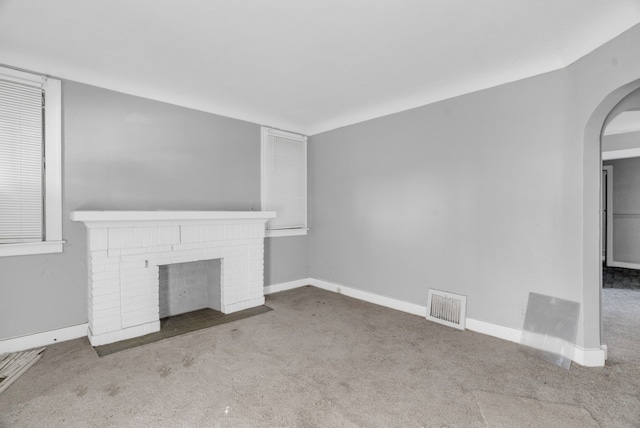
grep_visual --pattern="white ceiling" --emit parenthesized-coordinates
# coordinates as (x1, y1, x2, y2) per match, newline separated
(1, 1, 640, 135)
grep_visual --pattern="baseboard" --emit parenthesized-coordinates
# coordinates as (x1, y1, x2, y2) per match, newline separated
(224, 296, 265, 314)
(89, 321, 160, 347)
(465, 318, 522, 343)
(572, 345, 607, 367)
(309, 278, 427, 317)
(264, 278, 312, 295)
(0, 323, 88, 354)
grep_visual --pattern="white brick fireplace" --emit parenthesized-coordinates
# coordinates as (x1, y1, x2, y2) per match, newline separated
(71, 211, 275, 346)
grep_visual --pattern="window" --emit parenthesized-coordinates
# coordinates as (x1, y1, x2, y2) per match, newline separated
(261, 127, 307, 237)
(0, 66, 62, 257)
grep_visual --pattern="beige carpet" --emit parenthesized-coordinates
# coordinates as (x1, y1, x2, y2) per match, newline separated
(0, 286, 638, 427)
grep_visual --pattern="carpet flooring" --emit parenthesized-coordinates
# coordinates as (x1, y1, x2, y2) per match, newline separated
(0, 286, 638, 427)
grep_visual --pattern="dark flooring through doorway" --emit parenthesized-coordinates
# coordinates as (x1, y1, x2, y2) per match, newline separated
(602, 264, 640, 289)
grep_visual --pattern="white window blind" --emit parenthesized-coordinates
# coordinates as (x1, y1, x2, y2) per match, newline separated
(0, 78, 44, 243)
(261, 128, 307, 232)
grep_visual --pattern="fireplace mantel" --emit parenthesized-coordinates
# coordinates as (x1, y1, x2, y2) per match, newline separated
(71, 210, 276, 227)
(71, 210, 275, 346)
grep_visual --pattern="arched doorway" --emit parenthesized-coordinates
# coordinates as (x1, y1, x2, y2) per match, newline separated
(583, 79, 640, 363)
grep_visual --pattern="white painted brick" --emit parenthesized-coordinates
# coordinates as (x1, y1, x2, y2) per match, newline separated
(90, 263, 106, 273)
(120, 247, 150, 256)
(122, 286, 157, 298)
(93, 297, 121, 311)
(146, 244, 173, 253)
(120, 259, 146, 269)
(92, 271, 119, 281)
(92, 320, 121, 335)
(90, 250, 109, 260)
(122, 307, 157, 319)
(122, 315, 157, 328)
(93, 307, 121, 320)
(105, 262, 121, 272)
(120, 267, 149, 278)
(91, 279, 120, 295)
(232, 239, 252, 245)
(92, 257, 119, 268)
(171, 255, 206, 264)
(107, 249, 121, 258)
(89, 228, 109, 250)
(92, 286, 120, 300)
(92, 278, 119, 291)
(202, 251, 224, 260)
(169, 227, 181, 244)
(151, 257, 172, 266)
(108, 228, 130, 249)
(172, 243, 195, 251)
(123, 308, 158, 320)
(160, 251, 182, 259)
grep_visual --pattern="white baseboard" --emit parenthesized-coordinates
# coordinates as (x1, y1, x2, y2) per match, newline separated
(0, 323, 88, 354)
(89, 321, 160, 346)
(465, 318, 522, 343)
(572, 345, 607, 367)
(223, 296, 265, 314)
(464, 317, 606, 367)
(309, 278, 427, 317)
(264, 278, 312, 295)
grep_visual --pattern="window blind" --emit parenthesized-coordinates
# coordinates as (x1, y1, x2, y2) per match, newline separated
(263, 132, 306, 230)
(0, 78, 44, 243)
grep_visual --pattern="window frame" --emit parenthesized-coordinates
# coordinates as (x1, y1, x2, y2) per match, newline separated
(0, 66, 63, 257)
(260, 126, 308, 238)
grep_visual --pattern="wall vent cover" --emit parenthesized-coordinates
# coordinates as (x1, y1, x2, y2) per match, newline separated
(426, 289, 467, 330)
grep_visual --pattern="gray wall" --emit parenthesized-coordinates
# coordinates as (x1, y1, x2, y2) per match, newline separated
(0, 81, 308, 340)
(604, 157, 640, 264)
(309, 70, 574, 331)
(264, 235, 309, 285)
(309, 23, 640, 350)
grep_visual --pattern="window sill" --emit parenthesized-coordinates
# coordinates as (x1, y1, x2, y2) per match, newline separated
(265, 228, 308, 238)
(0, 241, 64, 257)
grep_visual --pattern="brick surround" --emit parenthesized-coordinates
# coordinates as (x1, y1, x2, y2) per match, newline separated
(71, 211, 275, 346)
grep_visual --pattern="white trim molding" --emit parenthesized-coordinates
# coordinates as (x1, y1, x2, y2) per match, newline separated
(0, 324, 88, 354)
(264, 278, 312, 295)
(0, 240, 64, 257)
(261, 127, 308, 235)
(309, 278, 426, 317)
(465, 317, 522, 343)
(265, 228, 308, 238)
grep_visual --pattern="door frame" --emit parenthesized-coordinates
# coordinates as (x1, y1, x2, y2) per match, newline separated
(603, 165, 613, 266)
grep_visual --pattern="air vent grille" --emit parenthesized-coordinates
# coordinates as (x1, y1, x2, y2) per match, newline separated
(426, 289, 466, 330)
